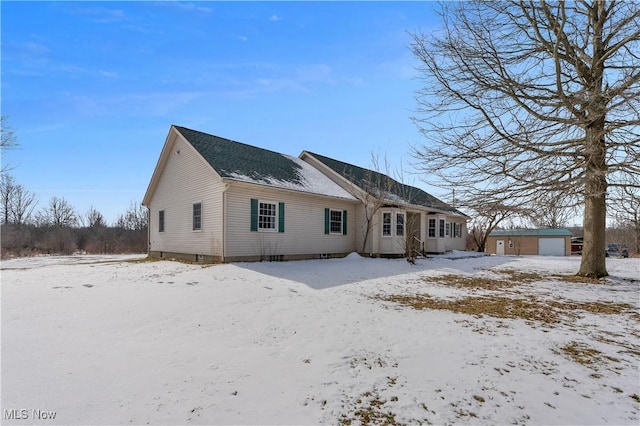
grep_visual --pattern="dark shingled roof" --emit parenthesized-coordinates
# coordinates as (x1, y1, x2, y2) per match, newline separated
(175, 126, 303, 185)
(306, 151, 466, 216)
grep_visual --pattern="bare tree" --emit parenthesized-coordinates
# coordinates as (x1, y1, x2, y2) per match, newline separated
(85, 206, 106, 228)
(411, 1, 640, 277)
(358, 154, 394, 254)
(0, 174, 36, 225)
(468, 200, 527, 252)
(10, 183, 37, 225)
(0, 174, 16, 224)
(609, 179, 640, 254)
(528, 192, 576, 229)
(115, 202, 148, 231)
(40, 197, 77, 227)
(1, 116, 18, 174)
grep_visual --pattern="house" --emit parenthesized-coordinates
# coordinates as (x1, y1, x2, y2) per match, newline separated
(299, 151, 469, 256)
(142, 125, 469, 262)
(485, 229, 572, 256)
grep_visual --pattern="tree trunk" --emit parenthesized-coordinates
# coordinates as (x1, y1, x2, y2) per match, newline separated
(578, 127, 608, 277)
(579, 189, 607, 277)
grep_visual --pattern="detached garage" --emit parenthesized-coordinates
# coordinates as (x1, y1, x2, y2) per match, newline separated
(486, 229, 572, 256)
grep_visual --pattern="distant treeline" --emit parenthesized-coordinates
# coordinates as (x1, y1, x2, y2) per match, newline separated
(1, 174, 147, 258)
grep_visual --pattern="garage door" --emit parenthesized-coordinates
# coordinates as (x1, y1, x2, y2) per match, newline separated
(538, 238, 565, 256)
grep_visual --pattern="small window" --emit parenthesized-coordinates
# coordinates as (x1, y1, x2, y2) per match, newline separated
(445, 222, 450, 237)
(193, 203, 202, 230)
(439, 219, 445, 238)
(259, 201, 277, 231)
(454, 223, 462, 238)
(382, 212, 392, 236)
(330, 210, 343, 234)
(159, 210, 165, 233)
(428, 218, 436, 238)
(396, 212, 405, 237)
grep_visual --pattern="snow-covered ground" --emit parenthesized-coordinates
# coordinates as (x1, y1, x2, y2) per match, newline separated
(2, 253, 638, 425)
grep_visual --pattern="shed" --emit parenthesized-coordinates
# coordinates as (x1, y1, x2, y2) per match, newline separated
(486, 229, 572, 256)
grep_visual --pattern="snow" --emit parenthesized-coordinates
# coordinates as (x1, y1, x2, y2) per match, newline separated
(2, 254, 638, 425)
(227, 155, 357, 200)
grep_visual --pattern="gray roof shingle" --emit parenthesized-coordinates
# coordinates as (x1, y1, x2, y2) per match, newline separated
(305, 151, 467, 216)
(175, 126, 303, 184)
(174, 126, 355, 200)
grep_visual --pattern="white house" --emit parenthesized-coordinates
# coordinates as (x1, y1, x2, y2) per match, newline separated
(142, 126, 469, 262)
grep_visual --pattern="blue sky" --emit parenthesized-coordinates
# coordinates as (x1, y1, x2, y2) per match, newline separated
(2, 1, 444, 224)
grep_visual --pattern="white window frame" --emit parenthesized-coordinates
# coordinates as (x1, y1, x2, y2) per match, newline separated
(192, 202, 202, 231)
(396, 212, 405, 237)
(159, 210, 165, 233)
(445, 222, 450, 237)
(382, 211, 392, 237)
(439, 219, 445, 238)
(329, 209, 343, 235)
(258, 200, 278, 232)
(428, 218, 436, 239)
(454, 223, 462, 238)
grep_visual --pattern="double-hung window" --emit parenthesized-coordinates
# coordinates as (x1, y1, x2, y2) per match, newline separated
(324, 208, 347, 235)
(445, 222, 450, 237)
(251, 199, 284, 233)
(330, 210, 343, 234)
(382, 212, 392, 236)
(259, 201, 277, 231)
(396, 212, 405, 237)
(428, 218, 436, 238)
(159, 210, 165, 233)
(439, 219, 445, 238)
(192, 203, 202, 231)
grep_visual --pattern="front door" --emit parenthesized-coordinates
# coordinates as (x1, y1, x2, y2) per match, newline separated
(496, 240, 505, 255)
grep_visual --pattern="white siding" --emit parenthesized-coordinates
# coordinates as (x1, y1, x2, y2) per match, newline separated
(225, 182, 357, 258)
(424, 214, 467, 253)
(148, 137, 225, 257)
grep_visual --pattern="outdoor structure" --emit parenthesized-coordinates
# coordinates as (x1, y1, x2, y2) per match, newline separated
(486, 229, 573, 256)
(143, 125, 469, 262)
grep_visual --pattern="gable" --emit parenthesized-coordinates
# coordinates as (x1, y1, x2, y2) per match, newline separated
(301, 151, 468, 217)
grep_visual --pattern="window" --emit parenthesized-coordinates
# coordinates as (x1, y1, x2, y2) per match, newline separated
(159, 210, 165, 233)
(330, 210, 343, 234)
(439, 219, 445, 238)
(324, 208, 346, 235)
(382, 212, 392, 236)
(259, 201, 277, 231)
(454, 223, 462, 238)
(445, 222, 450, 237)
(428, 218, 436, 238)
(396, 213, 405, 237)
(192, 203, 202, 230)
(251, 199, 284, 233)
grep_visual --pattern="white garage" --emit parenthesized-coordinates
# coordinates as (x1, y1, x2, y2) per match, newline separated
(538, 238, 566, 256)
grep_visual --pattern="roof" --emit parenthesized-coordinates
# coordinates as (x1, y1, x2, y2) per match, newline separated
(301, 151, 467, 216)
(489, 228, 573, 237)
(174, 126, 356, 200)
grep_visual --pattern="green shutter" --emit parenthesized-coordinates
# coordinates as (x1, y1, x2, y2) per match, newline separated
(278, 202, 285, 233)
(250, 199, 258, 232)
(342, 210, 347, 235)
(324, 208, 330, 235)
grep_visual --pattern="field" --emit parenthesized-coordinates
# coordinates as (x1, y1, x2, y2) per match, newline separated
(2, 253, 639, 425)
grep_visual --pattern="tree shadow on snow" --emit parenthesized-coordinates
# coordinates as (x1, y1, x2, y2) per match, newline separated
(234, 253, 518, 290)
